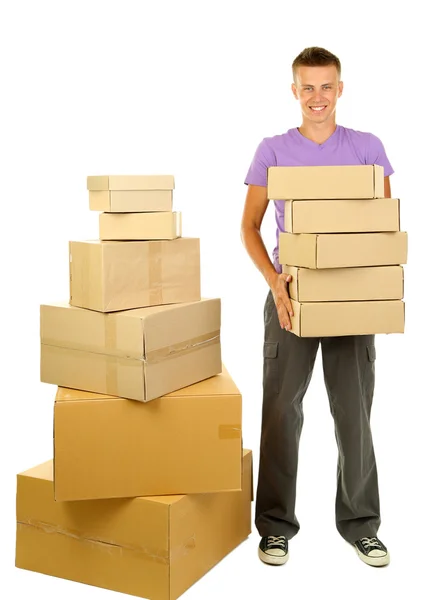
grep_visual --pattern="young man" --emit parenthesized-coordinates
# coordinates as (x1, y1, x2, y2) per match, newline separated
(241, 47, 393, 568)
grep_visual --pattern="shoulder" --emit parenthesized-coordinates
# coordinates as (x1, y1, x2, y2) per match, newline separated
(339, 125, 385, 149)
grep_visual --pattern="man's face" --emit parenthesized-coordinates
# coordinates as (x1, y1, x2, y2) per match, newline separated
(291, 65, 343, 124)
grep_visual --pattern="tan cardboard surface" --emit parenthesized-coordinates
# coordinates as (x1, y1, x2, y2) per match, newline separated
(15, 451, 252, 600)
(89, 189, 173, 212)
(279, 231, 408, 268)
(87, 175, 175, 191)
(99, 211, 182, 240)
(284, 265, 404, 302)
(268, 165, 384, 199)
(40, 298, 222, 401)
(53, 366, 242, 501)
(284, 198, 400, 233)
(69, 238, 201, 312)
(289, 299, 404, 337)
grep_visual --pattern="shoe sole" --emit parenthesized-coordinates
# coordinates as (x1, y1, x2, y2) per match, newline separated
(354, 545, 390, 567)
(258, 546, 289, 566)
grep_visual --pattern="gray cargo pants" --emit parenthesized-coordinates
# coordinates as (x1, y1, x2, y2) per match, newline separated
(255, 290, 381, 543)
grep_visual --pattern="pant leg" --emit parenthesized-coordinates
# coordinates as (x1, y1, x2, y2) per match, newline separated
(255, 290, 320, 539)
(321, 334, 381, 543)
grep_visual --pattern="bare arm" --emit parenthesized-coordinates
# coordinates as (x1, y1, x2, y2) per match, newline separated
(384, 176, 391, 198)
(240, 184, 293, 330)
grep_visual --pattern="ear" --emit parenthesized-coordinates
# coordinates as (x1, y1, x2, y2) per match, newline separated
(291, 83, 298, 100)
(338, 81, 344, 98)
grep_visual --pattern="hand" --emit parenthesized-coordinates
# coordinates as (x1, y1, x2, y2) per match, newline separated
(270, 272, 294, 330)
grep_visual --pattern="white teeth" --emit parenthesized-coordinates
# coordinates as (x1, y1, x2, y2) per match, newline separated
(311, 106, 325, 111)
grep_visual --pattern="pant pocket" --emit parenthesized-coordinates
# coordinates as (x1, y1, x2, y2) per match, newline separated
(263, 341, 279, 394)
(363, 343, 376, 399)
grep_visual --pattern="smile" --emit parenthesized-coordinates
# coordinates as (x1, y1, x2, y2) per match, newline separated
(310, 106, 326, 112)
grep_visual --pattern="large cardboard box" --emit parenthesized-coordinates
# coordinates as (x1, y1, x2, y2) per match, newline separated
(69, 238, 201, 312)
(288, 300, 405, 337)
(284, 198, 400, 233)
(15, 450, 252, 600)
(40, 299, 221, 402)
(87, 174, 175, 191)
(279, 231, 408, 269)
(268, 164, 384, 199)
(89, 190, 173, 212)
(53, 367, 243, 501)
(100, 211, 182, 241)
(284, 265, 404, 302)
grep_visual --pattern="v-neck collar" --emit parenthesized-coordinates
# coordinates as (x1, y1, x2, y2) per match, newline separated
(294, 124, 340, 148)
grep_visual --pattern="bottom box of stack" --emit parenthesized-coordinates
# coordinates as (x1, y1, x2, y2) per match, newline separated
(16, 450, 252, 600)
(290, 299, 405, 337)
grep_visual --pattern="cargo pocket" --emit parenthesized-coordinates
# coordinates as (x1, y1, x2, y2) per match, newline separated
(263, 341, 280, 395)
(363, 344, 376, 399)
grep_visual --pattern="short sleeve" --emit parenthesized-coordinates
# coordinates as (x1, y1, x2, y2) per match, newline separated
(244, 138, 276, 187)
(367, 133, 394, 177)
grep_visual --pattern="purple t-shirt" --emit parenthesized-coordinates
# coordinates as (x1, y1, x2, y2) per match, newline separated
(244, 124, 394, 272)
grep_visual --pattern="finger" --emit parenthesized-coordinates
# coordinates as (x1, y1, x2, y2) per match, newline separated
(278, 305, 291, 331)
(279, 290, 294, 317)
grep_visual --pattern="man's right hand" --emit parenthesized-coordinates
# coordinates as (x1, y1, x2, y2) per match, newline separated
(270, 272, 294, 330)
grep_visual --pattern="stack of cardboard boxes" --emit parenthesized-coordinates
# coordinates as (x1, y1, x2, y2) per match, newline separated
(15, 175, 253, 600)
(267, 165, 408, 337)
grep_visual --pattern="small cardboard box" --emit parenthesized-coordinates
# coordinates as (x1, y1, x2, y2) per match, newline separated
(69, 237, 200, 312)
(99, 211, 181, 240)
(40, 298, 221, 402)
(53, 367, 242, 501)
(284, 265, 404, 302)
(284, 198, 400, 233)
(15, 450, 252, 600)
(87, 174, 175, 191)
(89, 189, 173, 212)
(268, 165, 384, 199)
(288, 299, 405, 337)
(279, 231, 408, 269)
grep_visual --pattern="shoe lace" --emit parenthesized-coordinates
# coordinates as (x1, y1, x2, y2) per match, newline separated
(360, 537, 382, 550)
(267, 535, 286, 549)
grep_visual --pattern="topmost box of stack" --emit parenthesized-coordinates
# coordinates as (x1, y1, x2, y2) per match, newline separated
(267, 164, 384, 199)
(87, 175, 175, 212)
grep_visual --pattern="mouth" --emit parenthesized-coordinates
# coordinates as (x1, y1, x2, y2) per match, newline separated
(309, 105, 327, 114)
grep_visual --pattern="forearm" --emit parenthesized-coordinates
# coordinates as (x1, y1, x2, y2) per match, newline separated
(241, 225, 278, 288)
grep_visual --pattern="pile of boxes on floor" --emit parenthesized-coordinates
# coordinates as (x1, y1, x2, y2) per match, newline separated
(15, 175, 253, 600)
(267, 164, 407, 337)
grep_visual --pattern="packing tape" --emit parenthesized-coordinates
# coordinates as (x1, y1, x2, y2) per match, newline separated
(218, 424, 241, 439)
(145, 330, 220, 363)
(104, 317, 119, 394)
(148, 242, 163, 305)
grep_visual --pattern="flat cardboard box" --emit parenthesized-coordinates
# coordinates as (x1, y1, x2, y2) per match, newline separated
(99, 211, 181, 240)
(279, 231, 408, 269)
(87, 174, 175, 191)
(89, 189, 173, 212)
(15, 450, 252, 600)
(284, 265, 404, 302)
(54, 367, 242, 501)
(40, 298, 221, 402)
(268, 165, 384, 199)
(288, 299, 405, 337)
(284, 198, 400, 233)
(69, 238, 201, 312)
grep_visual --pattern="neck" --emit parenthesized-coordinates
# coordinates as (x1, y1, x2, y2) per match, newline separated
(298, 119, 337, 145)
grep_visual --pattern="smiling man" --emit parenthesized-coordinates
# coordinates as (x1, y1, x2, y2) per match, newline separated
(241, 47, 393, 568)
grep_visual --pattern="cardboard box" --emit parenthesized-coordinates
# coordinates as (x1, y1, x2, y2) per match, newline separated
(268, 165, 384, 199)
(99, 211, 182, 240)
(15, 450, 252, 600)
(69, 238, 201, 312)
(40, 298, 221, 402)
(279, 231, 408, 269)
(284, 265, 404, 302)
(54, 367, 242, 501)
(87, 174, 175, 191)
(284, 198, 400, 233)
(89, 189, 173, 212)
(288, 299, 405, 337)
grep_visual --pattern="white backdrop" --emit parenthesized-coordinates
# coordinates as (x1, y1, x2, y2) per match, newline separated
(2, 1, 424, 598)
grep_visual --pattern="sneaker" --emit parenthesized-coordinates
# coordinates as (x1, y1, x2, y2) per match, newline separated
(353, 536, 390, 567)
(258, 535, 289, 565)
